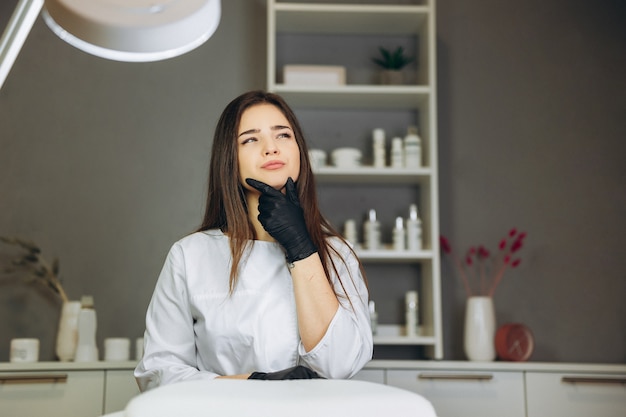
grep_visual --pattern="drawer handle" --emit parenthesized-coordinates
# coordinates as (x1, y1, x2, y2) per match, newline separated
(0, 373, 68, 384)
(418, 373, 494, 381)
(562, 376, 626, 385)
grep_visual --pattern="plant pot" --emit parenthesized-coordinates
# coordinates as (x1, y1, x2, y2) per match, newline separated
(380, 70, 404, 85)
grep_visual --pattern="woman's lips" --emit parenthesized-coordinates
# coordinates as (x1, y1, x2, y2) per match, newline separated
(262, 160, 285, 170)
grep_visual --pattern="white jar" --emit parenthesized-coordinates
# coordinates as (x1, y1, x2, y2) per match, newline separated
(331, 147, 362, 168)
(372, 128, 386, 168)
(404, 126, 422, 168)
(390, 137, 404, 168)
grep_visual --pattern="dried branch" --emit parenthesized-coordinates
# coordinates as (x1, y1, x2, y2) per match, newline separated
(0, 236, 69, 302)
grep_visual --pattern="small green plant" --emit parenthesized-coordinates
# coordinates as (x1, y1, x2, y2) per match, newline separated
(372, 46, 415, 70)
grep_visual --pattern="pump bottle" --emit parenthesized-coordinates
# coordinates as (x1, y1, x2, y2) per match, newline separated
(406, 204, 422, 251)
(74, 295, 98, 362)
(405, 291, 419, 337)
(393, 216, 406, 251)
(363, 209, 381, 250)
(369, 300, 378, 336)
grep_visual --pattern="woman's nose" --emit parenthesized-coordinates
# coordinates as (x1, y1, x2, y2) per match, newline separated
(263, 138, 279, 155)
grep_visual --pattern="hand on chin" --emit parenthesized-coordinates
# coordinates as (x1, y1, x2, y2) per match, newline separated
(244, 175, 288, 193)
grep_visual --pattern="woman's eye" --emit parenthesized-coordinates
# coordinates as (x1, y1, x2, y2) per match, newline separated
(277, 132, 292, 139)
(241, 137, 257, 145)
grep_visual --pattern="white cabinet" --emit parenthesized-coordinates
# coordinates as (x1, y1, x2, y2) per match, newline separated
(267, 0, 442, 359)
(386, 369, 526, 417)
(104, 369, 140, 414)
(363, 360, 626, 417)
(0, 362, 139, 417)
(351, 368, 386, 385)
(0, 370, 104, 417)
(525, 371, 626, 417)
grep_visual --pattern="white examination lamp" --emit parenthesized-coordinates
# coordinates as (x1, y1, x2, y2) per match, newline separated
(0, 0, 221, 89)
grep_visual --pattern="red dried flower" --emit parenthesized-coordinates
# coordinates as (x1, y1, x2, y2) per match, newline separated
(440, 236, 451, 254)
(439, 229, 528, 298)
(511, 239, 523, 253)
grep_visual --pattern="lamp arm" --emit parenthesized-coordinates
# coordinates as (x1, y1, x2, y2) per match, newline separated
(0, 0, 43, 91)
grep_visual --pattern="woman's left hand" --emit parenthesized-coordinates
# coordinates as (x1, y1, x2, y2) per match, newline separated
(245, 177, 317, 263)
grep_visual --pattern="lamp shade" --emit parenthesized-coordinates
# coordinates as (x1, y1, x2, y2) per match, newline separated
(41, 0, 221, 62)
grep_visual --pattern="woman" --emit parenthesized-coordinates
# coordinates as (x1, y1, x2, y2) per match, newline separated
(135, 90, 372, 391)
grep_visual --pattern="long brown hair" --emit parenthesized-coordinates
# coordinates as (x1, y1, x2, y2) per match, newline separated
(197, 90, 366, 296)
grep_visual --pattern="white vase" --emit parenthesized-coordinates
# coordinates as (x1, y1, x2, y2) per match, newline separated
(55, 300, 81, 361)
(464, 296, 496, 361)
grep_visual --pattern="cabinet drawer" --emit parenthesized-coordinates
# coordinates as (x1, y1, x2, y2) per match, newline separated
(0, 370, 104, 417)
(526, 372, 626, 417)
(351, 369, 386, 384)
(387, 369, 525, 417)
(104, 370, 141, 414)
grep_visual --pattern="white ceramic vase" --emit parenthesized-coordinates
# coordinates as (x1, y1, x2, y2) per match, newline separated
(464, 296, 496, 361)
(55, 300, 81, 361)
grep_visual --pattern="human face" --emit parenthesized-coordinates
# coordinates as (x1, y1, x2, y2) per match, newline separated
(238, 103, 301, 192)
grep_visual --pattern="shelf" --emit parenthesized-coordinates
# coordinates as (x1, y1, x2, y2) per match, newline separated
(273, 85, 430, 109)
(314, 166, 431, 184)
(373, 325, 436, 346)
(356, 249, 433, 263)
(274, 3, 429, 35)
(269, 0, 443, 360)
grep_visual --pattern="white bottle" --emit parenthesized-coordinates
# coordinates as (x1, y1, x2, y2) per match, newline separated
(405, 291, 419, 337)
(344, 218, 358, 247)
(404, 126, 422, 168)
(406, 204, 422, 251)
(390, 137, 404, 168)
(363, 209, 381, 250)
(369, 300, 378, 336)
(74, 295, 98, 362)
(372, 128, 386, 168)
(392, 216, 406, 251)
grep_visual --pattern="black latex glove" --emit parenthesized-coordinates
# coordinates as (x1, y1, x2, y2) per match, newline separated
(248, 365, 324, 380)
(245, 177, 317, 264)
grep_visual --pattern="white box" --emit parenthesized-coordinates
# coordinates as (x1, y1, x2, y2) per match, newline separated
(283, 65, 346, 86)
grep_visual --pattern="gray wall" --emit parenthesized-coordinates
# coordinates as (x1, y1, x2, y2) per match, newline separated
(1, 0, 624, 364)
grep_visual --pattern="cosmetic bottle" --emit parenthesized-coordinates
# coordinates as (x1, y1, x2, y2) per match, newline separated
(390, 137, 404, 168)
(74, 295, 98, 362)
(404, 126, 422, 168)
(363, 209, 381, 250)
(344, 218, 358, 247)
(369, 300, 378, 336)
(405, 291, 419, 337)
(406, 204, 423, 251)
(392, 216, 406, 251)
(372, 128, 386, 168)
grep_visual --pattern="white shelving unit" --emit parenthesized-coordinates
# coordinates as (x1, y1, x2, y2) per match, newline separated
(267, 0, 442, 359)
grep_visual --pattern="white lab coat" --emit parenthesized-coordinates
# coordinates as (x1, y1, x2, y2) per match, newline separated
(134, 230, 372, 391)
